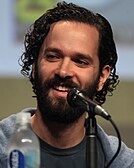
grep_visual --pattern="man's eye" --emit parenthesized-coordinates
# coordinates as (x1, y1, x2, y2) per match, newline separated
(75, 59, 89, 66)
(45, 54, 59, 62)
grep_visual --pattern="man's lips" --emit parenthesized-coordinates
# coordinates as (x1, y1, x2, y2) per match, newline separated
(54, 85, 70, 92)
(52, 85, 71, 98)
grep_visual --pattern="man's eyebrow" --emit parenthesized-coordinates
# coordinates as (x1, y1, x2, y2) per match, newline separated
(75, 53, 91, 59)
(44, 47, 63, 55)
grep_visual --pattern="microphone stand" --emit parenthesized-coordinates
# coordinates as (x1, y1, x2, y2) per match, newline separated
(86, 104, 98, 168)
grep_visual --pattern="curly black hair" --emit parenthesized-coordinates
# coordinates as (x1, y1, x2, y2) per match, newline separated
(20, 1, 119, 105)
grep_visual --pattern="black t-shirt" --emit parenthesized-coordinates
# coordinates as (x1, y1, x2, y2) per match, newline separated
(39, 136, 105, 168)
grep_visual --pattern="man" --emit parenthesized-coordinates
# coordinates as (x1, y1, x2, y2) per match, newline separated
(0, 1, 134, 168)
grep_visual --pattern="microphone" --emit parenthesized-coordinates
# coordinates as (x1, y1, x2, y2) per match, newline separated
(67, 88, 111, 120)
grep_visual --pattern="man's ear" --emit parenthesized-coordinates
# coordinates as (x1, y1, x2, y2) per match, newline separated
(97, 65, 111, 91)
(31, 63, 35, 79)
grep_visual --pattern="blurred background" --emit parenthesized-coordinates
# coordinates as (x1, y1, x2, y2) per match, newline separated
(0, 0, 134, 148)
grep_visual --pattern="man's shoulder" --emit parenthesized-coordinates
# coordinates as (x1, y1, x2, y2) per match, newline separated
(0, 113, 16, 162)
(0, 113, 16, 140)
(98, 125, 134, 167)
(0, 107, 36, 138)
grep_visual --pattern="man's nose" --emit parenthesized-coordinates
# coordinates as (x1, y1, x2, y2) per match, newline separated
(55, 58, 74, 78)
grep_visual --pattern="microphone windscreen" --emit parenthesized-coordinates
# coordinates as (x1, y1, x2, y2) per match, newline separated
(67, 88, 86, 108)
(67, 88, 77, 107)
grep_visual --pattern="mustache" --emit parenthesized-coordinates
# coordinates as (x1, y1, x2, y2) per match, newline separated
(46, 75, 79, 89)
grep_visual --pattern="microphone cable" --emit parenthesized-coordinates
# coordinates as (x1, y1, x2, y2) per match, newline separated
(104, 117, 122, 168)
(85, 105, 122, 168)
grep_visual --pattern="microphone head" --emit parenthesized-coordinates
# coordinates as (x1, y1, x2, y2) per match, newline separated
(67, 88, 78, 107)
(67, 88, 111, 120)
(67, 88, 86, 108)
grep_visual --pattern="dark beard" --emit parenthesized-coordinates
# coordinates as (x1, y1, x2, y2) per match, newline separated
(34, 73, 99, 124)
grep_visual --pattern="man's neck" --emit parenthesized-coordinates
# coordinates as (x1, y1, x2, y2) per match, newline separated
(31, 110, 86, 148)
